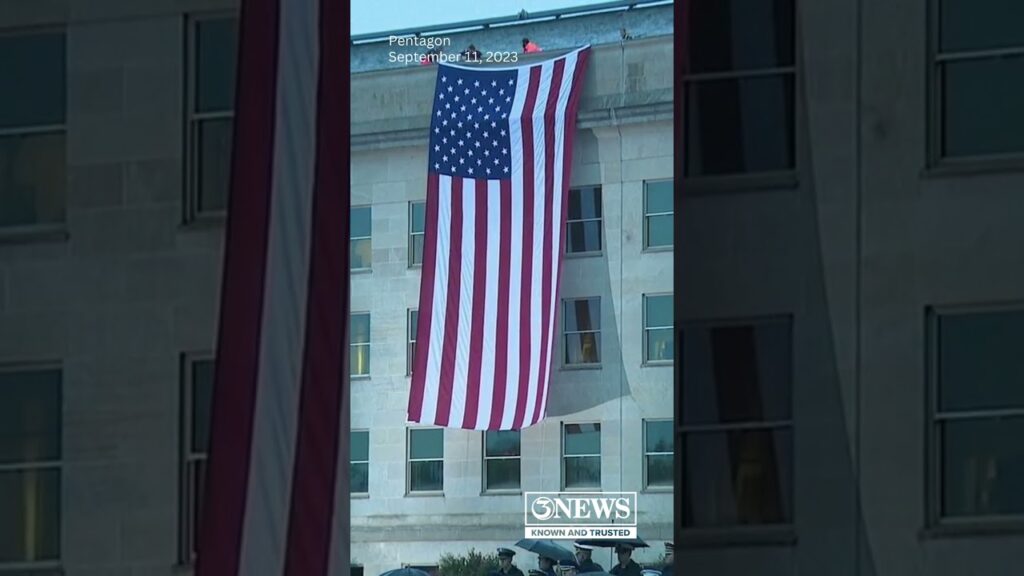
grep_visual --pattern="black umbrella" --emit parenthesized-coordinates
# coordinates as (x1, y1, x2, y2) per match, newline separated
(380, 569, 431, 576)
(572, 538, 649, 548)
(515, 539, 577, 563)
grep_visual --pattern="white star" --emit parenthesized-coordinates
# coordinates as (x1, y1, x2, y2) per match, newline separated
(468, 114, 474, 120)
(460, 157, 465, 164)
(447, 86, 453, 92)
(502, 148, 508, 155)
(484, 114, 490, 120)
(487, 168, 491, 175)
(442, 75, 447, 82)
(468, 150, 474, 157)
(504, 166, 510, 173)
(484, 150, 490, 156)
(442, 119, 448, 126)
(493, 140, 499, 147)
(471, 98, 477, 104)
(468, 167, 474, 174)
(508, 79, 514, 85)
(491, 80, 497, 87)
(492, 122, 498, 128)
(474, 122, 480, 129)
(451, 147, 456, 155)
(445, 103, 450, 109)
(459, 139, 465, 146)
(439, 93, 444, 100)
(467, 132, 473, 139)
(451, 112, 457, 119)
(477, 159, 482, 166)
(483, 131, 489, 138)
(499, 89, 505, 95)
(434, 163, 440, 170)
(465, 88, 470, 94)
(482, 89, 487, 96)
(450, 129, 455, 136)
(495, 106, 501, 113)
(436, 111, 441, 117)
(474, 80, 480, 87)
(461, 105, 466, 112)
(454, 95, 460, 102)
(494, 158, 499, 165)
(500, 129, 507, 136)
(443, 155, 449, 162)
(457, 78, 463, 85)
(501, 113, 508, 119)
(434, 127, 440, 134)
(434, 145, 440, 152)
(442, 137, 448, 144)
(478, 106, 484, 112)
(505, 96, 512, 103)
(488, 98, 494, 104)
(475, 141, 481, 148)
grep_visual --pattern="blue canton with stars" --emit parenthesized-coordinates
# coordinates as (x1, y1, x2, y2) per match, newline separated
(429, 65, 518, 180)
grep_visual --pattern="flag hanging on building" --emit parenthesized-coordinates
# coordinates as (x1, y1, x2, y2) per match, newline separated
(196, 0, 350, 575)
(408, 46, 591, 431)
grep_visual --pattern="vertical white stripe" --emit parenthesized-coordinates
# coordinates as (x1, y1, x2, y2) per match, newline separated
(522, 61, 554, 426)
(474, 180, 502, 429)
(421, 175, 453, 425)
(538, 52, 580, 422)
(239, 0, 318, 573)
(448, 178, 475, 427)
(502, 67, 532, 429)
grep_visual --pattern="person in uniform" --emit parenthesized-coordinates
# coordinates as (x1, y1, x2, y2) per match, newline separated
(494, 548, 525, 576)
(572, 543, 604, 573)
(609, 544, 642, 576)
(659, 542, 673, 576)
(538, 555, 558, 576)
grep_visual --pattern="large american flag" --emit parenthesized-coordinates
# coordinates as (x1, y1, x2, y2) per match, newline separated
(196, 0, 350, 575)
(408, 47, 591, 431)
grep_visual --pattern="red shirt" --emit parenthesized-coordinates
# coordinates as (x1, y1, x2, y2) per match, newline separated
(524, 42, 541, 53)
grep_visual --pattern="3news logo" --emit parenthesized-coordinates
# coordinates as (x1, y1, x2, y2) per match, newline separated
(523, 492, 638, 539)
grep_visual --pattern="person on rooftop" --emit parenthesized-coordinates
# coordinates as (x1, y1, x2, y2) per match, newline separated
(522, 37, 542, 53)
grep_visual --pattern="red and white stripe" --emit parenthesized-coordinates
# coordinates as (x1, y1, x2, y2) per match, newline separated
(196, 0, 350, 575)
(409, 47, 590, 431)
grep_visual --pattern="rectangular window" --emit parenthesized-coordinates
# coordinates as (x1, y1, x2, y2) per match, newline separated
(566, 187, 602, 254)
(351, 430, 369, 495)
(933, 0, 1024, 160)
(409, 201, 425, 266)
(0, 366, 61, 566)
(350, 313, 370, 377)
(563, 423, 601, 489)
(351, 206, 372, 270)
(644, 294, 674, 364)
(563, 297, 601, 366)
(181, 355, 213, 563)
(408, 309, 418, 375)
(930, 307, 1024, 520)
(644, 420, 674, 489)
(644, 180, 673, 249)
(408, 428, 443, 493)
(186, 15, 237, 221)
(684, 0, 796, 178)
(682, 317, 793, 528)
(483, 431, 521, 491)
(352, 566, 364, 576)
(0, 31, 67, 230)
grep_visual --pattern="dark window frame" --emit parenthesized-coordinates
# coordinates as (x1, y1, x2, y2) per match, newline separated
(643, 179, 674, 251)
(643, 293, 674, 366)
(682, 0, 801, 192)
(0, 27, 68, 238)
(350, 205, 372, 272)
(350, 312, 371, 378)
(562, 296, 602, 368)
(565, 186, 603, 257)
(927, 0, 1024, 170)
(561, 422, 602, 490)
(179, 352, 212, 565)
(679, 314, 796, 537)
(643, 418, 674, 491)
(351, 429, 369, 496)
(409, 200, 425, 267)
(926, 304, 1024, 531)
(407, 427, 444, 495)
(184, 12, 237, 224)
(0, 362, 63, 569)
(407, 309, 418, 376)
(482, 430, 522, 494)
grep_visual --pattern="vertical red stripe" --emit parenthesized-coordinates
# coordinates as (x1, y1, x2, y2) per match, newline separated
(408, 173, 440, 421)
(489, 179, 514, 429)
(435, 177, 464, 426)
(462, 180, 489, 429)
(532, 58, 566, 425)
(551, 52, 591, 396)
(195, 1, 280, 574)
(282, 0, 348, 573)
(513, 66, 542, 430)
